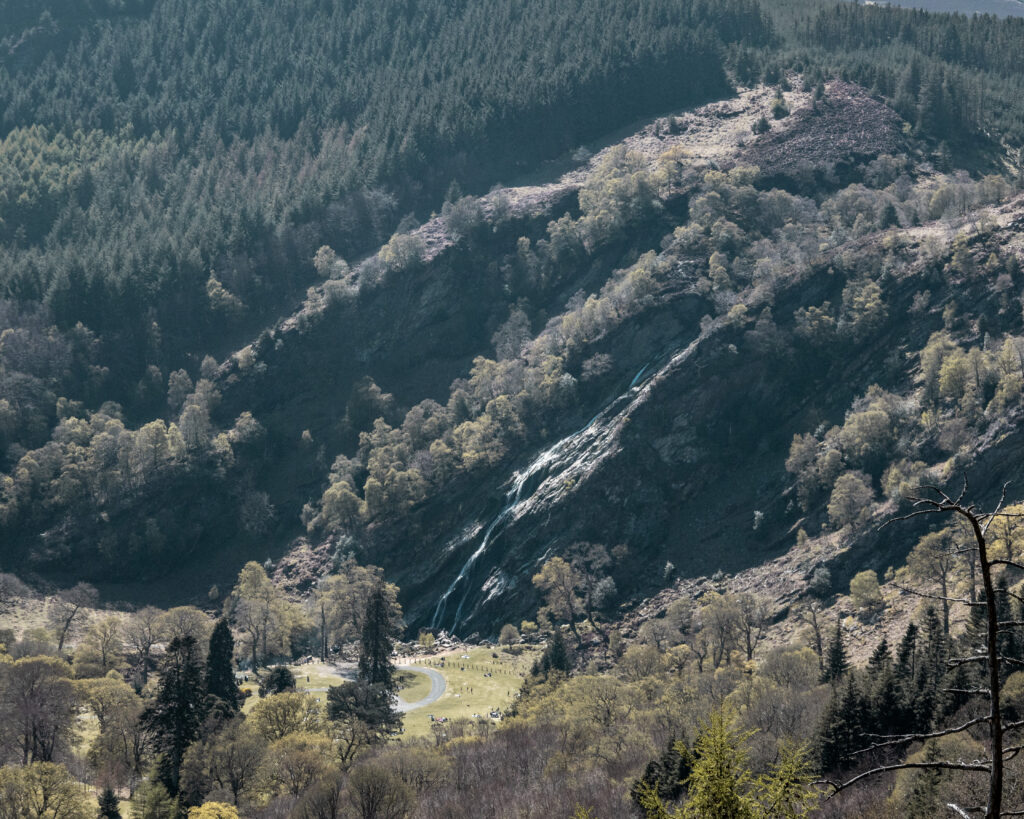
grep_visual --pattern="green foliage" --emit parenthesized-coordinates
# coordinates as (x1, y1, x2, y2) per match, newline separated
(800, 3, 1024, 146)
(499, 624, 520, 646)
(358, 584, 397, 693)
(630, 739, 691, 811)
(326, 680, 401, 756)
(187, 803, 238, 819)
(838, 277, 887, 341)
(141, 636, 207, 795)
(827, 471, 874, 529)
(260, 665, 296, 697)
(0, 762, 92, 819)
(754, 741, 818, 819)
(0, 0, 757, 390)
(822, 623, 848, 684)
(532, 628, 572, 678)
(133, 780, 178, 819)
(97, 786, 121, 819)
(849, 570, 883, 612)
(205, 619, 239, 712)
(682, 708, 757, 818)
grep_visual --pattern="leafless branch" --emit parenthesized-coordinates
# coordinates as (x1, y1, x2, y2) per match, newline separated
(891, 582, 980, 606)
(860, 715, 990, 750)
(819, 760, 991, 797)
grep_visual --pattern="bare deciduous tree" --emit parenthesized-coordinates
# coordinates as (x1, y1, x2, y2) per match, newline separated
(47, 582, 98, 654)
(823, 480, 1024, 818)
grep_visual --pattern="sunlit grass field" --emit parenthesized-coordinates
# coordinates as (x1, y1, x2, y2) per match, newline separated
(235, 647, 538, 738)
(399, 645, 537, 739)
(396, 668, 432, 702)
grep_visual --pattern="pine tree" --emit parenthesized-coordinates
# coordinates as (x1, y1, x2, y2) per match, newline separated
(912, 607, 948, 728)
(543, 628, 572, 675)
(864, 634, 900, 736)
(683, 708, 757, 819)
(630, 738, 691, 810)
(97, 787, 121, 819)
(866, 637, 891, 680)
(206, 619, 239, 712)
(822, 623, 848, 684)
(996, 576, 1019, 681)
(819, 675, 864, 771)
(870, 667, 903, 738)
(141, 635, 207, 795)
(895, 622, 919, 686)
(358, 583, 396, 693)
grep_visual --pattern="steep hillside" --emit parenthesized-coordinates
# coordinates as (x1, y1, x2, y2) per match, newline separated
(224, 80, 1024, 636)
(7, 73, 1023, 638)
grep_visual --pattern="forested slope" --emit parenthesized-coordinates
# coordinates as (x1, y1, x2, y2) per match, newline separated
(0, 0, 763, 402)
(4, 0, 1024, 629)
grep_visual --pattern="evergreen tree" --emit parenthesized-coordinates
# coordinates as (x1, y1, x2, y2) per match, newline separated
(326, 580, 402, 750)
(358, 583, 396, 693)
(864, 636, 902, 736)
(866, 637, 891, 680)
(97, 787, 121, 819)
(912, 607, 948, 728)
(755, 740, 819, 819)
(818, 675, 865, 771)
(895, 622, 919, 685)
(941, 662, 974, 723)
(996, 576, 1020, 680)
(543, 628, 572, 675)
(205, 619, 239, 712)
(141, 635, 207, 795)
(260, 665, 296, 696)
(630, 738, 691, 809)
(683, 709, 757, 819)
(821, 623, 848, 684)
(870, 666, 903, 738)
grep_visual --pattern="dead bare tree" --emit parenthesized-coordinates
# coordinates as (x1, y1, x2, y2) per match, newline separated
(821, 479, 1024, 818)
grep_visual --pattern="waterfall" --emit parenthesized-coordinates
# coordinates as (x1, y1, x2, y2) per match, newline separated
(430, 360, 655, 634)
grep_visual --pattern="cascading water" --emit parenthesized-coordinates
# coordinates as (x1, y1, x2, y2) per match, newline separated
(430, 359, 657, 634)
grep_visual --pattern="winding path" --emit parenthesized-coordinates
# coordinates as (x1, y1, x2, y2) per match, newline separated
(395, 665, 446, 712)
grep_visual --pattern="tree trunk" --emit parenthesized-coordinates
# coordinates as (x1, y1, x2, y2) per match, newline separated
(967, 513, 1003, 819)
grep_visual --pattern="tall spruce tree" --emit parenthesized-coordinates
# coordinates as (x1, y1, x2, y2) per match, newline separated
(683, 709, 757, 819)
(629, 737, 690, 809)
(866, 638, 891, 680)
(865, 638, 902, 736)
(895, 622, 919, 685)
(358, 583, 396, 693)
(206, 619, 239, 712)
(326, 579, 402, 746)
(819, 675, 865, 772)
(141, 635, 207, 795)
(906, 742, 943, 818)
(822, 623, 848, 684)
(97, 787, 121, 819)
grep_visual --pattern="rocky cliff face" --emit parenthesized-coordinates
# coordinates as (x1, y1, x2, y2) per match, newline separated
(211, 80, 1024, 637)
(374, 190, 1024, 636)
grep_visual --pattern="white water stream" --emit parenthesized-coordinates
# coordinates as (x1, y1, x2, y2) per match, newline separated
(429, 359, 657, 634)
